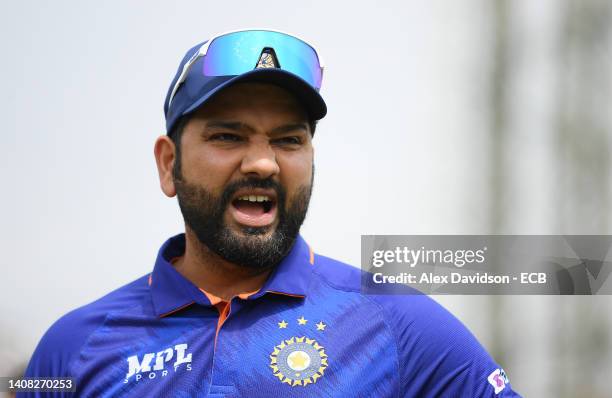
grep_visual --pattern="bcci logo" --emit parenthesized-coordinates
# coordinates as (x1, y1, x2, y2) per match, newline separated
(256, 48, 280, 69)
(269, 336, 328, 387)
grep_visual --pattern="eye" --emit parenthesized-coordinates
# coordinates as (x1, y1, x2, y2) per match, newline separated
(209, 133, 243, 142)
(273, 136, 303, 146)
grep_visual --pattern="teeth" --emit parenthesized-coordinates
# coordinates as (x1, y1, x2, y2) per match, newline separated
(238, 195, 271, 202)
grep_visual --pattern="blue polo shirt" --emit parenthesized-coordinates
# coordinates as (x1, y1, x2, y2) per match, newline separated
(21, 234, 520, 397)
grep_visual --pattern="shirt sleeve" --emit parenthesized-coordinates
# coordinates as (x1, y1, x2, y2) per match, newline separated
(375, 294, 522, 397)
(17, 309, 96, 398)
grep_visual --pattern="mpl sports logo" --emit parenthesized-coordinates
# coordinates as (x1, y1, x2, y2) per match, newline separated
(124, 343, 192, 383)
(487, 368, 509, 394)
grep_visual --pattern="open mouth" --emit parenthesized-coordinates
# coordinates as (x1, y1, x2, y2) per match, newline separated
(229, 191, 278, 228)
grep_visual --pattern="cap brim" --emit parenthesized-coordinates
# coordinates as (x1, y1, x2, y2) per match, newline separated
(181, 68, 327, 122)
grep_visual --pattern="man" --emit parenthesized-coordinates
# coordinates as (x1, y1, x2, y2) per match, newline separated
(21, 30, 520, 397)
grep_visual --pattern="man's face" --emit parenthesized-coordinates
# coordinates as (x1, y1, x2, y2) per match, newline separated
(172, 82, 314, 271)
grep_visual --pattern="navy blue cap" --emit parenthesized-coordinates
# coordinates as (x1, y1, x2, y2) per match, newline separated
(163, 41, 327, 134)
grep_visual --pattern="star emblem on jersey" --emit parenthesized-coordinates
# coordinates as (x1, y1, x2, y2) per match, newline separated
(278, 317, 327, 331)
(269, 336, 328, 387)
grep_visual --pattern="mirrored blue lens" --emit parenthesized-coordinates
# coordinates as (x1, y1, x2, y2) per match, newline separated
(202, 31, 322, 89)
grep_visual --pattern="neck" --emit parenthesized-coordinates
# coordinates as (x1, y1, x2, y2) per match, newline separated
(172, 228, 273, 302)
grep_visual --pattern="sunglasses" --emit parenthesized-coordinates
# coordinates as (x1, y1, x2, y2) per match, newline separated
(167, 29, 325, 108)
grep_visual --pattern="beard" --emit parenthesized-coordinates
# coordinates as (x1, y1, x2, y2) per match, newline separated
(174, 174, 312, 271)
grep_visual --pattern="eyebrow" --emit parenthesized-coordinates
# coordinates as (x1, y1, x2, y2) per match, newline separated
(206, 121, 254, 133)
(205, 121, 309, 135)
(270, 123, 309, 135)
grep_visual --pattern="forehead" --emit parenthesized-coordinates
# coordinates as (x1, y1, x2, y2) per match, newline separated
(192, 82, 309, 121)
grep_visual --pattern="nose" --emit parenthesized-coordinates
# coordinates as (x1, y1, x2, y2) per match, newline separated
(240, 140, 280, 179)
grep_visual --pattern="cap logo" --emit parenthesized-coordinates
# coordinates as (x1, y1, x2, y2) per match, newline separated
(256, 48, 280, 69)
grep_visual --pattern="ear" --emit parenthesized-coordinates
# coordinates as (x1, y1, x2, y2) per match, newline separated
(154, 135, 177, 197)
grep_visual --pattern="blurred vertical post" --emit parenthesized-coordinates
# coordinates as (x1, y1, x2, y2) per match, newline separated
(488, 0, 510, 366)
(555, 0, 611, 396)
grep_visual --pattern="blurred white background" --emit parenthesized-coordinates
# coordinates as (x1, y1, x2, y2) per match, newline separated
(1, 1, 611, 396)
